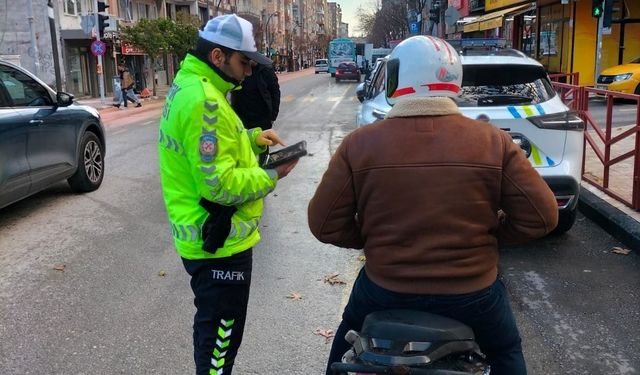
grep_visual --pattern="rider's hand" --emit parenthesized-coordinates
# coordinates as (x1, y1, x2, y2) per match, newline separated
(256, 129, 285, 147)
(274, 159, 298, 179)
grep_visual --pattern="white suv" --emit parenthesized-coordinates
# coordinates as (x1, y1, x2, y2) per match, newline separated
(355, 48, 584, 234)
(315, 59, 329, 74)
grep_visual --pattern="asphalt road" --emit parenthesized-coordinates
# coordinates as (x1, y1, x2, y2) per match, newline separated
(0, 71, 638, 375)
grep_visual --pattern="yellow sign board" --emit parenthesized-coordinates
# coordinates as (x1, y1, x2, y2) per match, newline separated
(485, 0, 530, 11)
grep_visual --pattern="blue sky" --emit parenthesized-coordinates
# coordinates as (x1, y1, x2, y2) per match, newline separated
(339, 1, 368, 37)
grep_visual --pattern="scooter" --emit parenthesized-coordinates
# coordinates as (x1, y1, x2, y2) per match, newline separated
(331, 309, 490, 375)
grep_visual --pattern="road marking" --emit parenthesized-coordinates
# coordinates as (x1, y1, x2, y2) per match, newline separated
(326, 96, 342, 102)
(282, 95, 295, 103)
(328, 85, 353, 115)
(619, 108, 637, 112)
(302, 96, 317, 103)
(110, 128, 128, 136)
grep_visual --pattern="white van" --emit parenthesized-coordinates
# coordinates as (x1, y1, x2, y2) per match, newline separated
(315, 59, 328, 74)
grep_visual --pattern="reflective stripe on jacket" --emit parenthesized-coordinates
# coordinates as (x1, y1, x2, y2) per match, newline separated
(158, 54, 277, 260)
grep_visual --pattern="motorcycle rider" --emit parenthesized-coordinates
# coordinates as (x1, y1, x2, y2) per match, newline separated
(308, 36, 558, 375)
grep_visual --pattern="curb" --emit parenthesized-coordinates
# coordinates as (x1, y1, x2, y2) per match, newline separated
(578, 189, 640, 250)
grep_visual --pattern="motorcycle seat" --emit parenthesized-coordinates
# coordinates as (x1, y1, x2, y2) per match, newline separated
(361, 310, 475, 343)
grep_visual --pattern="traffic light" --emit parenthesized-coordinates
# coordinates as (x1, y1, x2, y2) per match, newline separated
(429, 1, 440, 23)
(97, 1, 109, 37)
(603, 0, 614, 27)
(592, 0, 603, 18)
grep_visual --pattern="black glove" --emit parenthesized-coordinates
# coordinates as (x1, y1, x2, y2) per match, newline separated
(199, 198, 238, 254)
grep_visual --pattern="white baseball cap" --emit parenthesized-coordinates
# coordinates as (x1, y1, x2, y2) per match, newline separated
(199, 14, 272, 66)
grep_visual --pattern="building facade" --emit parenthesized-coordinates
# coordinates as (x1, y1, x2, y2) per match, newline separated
(0, 0, 347, 98)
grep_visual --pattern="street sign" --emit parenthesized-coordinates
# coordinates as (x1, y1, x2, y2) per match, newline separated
(444, 7, 461, 27)
(90, 40, 106, 56)
(410, 22, 420, 34)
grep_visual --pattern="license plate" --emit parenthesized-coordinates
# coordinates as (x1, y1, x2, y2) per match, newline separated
(596, 84, 608, 90)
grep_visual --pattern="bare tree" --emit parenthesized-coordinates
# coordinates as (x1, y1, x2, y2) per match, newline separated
(356, 0, 412, 47)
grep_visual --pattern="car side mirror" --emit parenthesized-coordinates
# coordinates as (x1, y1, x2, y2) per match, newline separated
(356, 82, 366, 103)
(56, 91, 74, 107)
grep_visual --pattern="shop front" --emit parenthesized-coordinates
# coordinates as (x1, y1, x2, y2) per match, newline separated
(462, 1, 536, 42)
(536, 0, 640, 85)
(61, 29, 117, 98)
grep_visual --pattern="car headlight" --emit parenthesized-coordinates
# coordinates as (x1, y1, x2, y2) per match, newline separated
(511, 134, 531, 158)
(613, 73, 633, 81)
(527, 111, 584, 131)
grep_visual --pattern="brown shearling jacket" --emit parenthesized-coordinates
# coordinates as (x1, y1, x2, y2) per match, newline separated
(308, 97, 558, 294)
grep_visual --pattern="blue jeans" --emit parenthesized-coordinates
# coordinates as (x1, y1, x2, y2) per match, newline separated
(326, 268, 526, 375)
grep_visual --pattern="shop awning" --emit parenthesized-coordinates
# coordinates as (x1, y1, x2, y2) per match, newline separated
(463, 3, 533, 33)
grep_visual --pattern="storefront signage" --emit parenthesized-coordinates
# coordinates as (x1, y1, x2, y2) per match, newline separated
(485, 0, 530, 11)
(122, 43, 145, 56)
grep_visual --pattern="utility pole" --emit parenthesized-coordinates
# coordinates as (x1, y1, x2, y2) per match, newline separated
(47, 0, 62, 92)
(26, 0, 40, 75)
(94, 0, 106, 103)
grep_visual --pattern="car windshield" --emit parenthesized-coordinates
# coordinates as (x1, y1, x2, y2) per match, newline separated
(631, 57, 640, 64)
(456, 64, 555, 107)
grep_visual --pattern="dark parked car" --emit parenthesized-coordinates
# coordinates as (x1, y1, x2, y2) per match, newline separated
(0, 60, 105, 209)
(335, 62, 360, 82)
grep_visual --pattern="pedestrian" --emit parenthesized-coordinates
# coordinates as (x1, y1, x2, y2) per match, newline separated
(308, 36, 559, 375)
(113, 64, 141, 108)
(230, 60, 280, 164)
(157, 14, 298, 375)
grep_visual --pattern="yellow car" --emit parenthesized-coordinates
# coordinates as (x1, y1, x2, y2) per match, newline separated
(596, 57, 640, 94)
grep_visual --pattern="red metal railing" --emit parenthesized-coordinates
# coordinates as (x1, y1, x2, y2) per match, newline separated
(580, 87, 640, 210)
(551, 79, 640, 210)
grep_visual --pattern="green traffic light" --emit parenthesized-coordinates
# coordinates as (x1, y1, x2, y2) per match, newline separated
(593, 8, 602, 17)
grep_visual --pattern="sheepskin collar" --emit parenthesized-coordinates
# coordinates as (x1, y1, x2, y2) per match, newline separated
(387, 97, 461, 118)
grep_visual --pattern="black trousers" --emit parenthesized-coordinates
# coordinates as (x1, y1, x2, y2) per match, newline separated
(182, 249, 253, 375)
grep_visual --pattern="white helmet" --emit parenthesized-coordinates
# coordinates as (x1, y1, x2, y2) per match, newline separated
(385, 36, 462, 105)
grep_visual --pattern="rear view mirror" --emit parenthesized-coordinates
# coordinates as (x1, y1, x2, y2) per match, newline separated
(56, 92, 74, 107)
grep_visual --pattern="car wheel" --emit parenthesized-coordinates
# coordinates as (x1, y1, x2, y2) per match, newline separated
(331, 73, 335, 77)
(551, 208, 577, 235)
(68, 131, 104, 193)
(315, 71, 318, 74)
(336, 78, 340, 83)
(357, 76, 361, 83)
(635, 84, 640, 95)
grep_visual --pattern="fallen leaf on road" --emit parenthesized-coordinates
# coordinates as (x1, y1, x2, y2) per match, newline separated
(313, 328, 335, 343)
(357, 255, 366, 262)
(158, 270, 167, 277)
(286, 291, 303, 300)
(53, 264, 65, 272)
(611, 247, 631, 255)
(323, 273, 346, 286)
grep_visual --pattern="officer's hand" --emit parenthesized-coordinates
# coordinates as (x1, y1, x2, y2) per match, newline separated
(257, 129, 285, 147)
(275, 159, 298, 179)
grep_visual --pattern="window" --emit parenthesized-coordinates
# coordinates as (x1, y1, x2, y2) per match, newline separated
(457, 65, 555, 107)
(0, 66, 53, 107)
(367, 60, 386, 99)
(64, 0, 82, 15)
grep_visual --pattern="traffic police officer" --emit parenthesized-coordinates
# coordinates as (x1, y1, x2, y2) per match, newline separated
(158, 14, 297, 375)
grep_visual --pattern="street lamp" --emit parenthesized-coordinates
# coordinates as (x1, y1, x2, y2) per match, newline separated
(264, 11, 279, 58)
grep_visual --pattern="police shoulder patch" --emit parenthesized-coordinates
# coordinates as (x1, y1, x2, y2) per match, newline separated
(199, 134, 217, 162)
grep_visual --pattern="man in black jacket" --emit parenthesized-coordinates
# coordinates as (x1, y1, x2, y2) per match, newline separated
(231, 62, 280, 134)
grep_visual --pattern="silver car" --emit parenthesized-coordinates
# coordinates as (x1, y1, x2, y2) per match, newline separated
(0, 60, 106, 209)
(355, 48, 584, 234)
